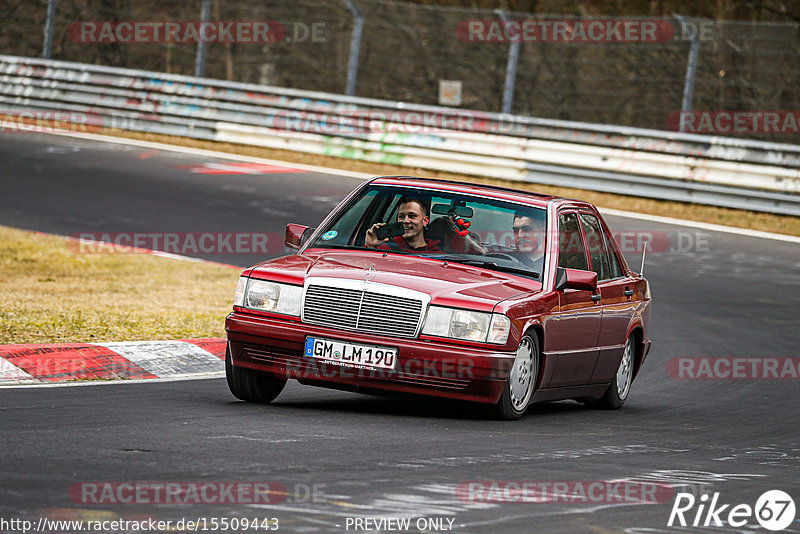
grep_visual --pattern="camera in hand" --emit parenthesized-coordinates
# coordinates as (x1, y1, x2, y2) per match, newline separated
(375, 222, 405, 240)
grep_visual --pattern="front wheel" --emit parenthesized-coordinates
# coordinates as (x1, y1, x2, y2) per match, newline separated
(493, 334, 539, 420)
(589, 335, 635, 410)
(225, 346, 287, 403)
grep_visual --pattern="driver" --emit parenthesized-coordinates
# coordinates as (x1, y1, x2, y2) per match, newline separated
(512, 211, 545, 263)
(365, 197, 441, 252)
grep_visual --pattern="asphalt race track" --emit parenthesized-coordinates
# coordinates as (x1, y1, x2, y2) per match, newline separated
(0, 132, 359, 267)
(1, 132, 799, 534)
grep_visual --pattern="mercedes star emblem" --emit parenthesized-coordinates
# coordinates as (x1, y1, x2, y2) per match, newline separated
(362, 265, 377, 281)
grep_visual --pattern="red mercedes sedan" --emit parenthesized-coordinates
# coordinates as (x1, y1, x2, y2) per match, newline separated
(225, 176, 651, 419)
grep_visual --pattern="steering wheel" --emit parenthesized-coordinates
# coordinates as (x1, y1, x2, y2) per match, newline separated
(485, 251, 539, 269)
(484, 252, 519, 262)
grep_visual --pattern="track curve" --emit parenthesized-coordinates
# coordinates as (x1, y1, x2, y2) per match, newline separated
(1, 132, 799, 533)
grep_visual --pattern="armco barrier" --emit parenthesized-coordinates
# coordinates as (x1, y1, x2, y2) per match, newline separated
(1, 54, 799, 215)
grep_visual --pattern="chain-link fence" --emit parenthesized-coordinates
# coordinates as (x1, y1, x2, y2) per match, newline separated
(2, 0, 799, 140)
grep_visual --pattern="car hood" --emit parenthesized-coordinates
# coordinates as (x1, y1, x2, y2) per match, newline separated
(248, 250, 541, 312)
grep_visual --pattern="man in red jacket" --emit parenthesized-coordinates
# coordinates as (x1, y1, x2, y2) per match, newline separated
(365, 197, 441, 252)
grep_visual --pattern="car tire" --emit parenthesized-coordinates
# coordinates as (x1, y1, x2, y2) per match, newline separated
(493, 333, 539, 420)
(588, 335, 635, 410)
(225, 346, 287, 403)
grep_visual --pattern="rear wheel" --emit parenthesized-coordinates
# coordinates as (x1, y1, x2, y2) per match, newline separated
(589, 335, 634, 410)
(225, 346, 287, 403)
(493, 334, 539, 420)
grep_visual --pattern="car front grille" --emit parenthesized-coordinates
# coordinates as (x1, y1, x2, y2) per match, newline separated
(303, 281, 426, 338)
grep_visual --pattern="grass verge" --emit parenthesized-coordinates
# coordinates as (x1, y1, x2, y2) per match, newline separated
(0, 225, 238, 344)
(4, 130, 797, 345)
(101, 128, 800, 237)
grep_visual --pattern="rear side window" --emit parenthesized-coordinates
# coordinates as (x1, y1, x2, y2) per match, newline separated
(558, 213, 589, 270)
(604, 232, 625, 279)
(579, 213, 610, 280)
(579, 213, 624, 280)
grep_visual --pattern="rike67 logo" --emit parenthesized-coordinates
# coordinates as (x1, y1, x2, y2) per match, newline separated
(668, 490, 796, 531)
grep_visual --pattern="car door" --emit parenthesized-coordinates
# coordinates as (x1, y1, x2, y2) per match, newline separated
(548, 211, 602, 388)
(578, 211, 637, 384)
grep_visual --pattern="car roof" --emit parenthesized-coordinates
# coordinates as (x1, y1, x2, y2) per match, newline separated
(370, 175, 576, 209)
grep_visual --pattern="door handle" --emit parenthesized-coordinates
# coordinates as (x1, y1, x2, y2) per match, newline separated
(624, 289, 634, 296)
(591, 294, 602, 301)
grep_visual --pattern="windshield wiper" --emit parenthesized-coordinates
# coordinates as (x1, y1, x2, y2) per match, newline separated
(308, 243, 367, 251)
(462, 260, 540, 279)
(430, 255, 540, 279)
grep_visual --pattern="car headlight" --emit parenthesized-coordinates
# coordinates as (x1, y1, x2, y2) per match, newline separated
(422, 306, 510, 344)
(238, 278, 302, 316)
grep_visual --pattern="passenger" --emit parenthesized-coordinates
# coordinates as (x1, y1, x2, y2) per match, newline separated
(365, 197, 441, 252)
(427, 214, 487, 254)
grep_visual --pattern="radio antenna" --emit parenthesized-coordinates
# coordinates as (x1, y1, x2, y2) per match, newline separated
(640, 240, 648, 276)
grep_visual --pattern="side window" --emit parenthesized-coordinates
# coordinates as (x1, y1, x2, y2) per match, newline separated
(558, 212, 589, 270)
(603, 231, 625, 279)
(579, 213, 626, 281)
(579, 213, 610, 280)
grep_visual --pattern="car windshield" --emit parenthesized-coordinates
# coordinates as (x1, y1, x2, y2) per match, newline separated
(305, 184, 547, 279)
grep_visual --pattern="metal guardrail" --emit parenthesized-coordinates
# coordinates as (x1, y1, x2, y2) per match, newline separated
(1, 54, 799, 216)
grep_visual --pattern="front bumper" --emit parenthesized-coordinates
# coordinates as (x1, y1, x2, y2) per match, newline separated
(225, 311, 516, 404)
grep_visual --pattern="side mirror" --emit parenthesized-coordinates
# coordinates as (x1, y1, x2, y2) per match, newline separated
(284, 223, 313, 249)
(554, 267, 598, 292)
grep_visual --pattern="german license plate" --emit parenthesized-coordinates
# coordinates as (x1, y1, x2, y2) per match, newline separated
(304, 337, 397, 370)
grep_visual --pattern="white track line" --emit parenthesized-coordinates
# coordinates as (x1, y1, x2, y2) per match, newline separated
(0, 372, 225, 389)
(599, 207, 800, 244)
(47, 130, 374, 179)
(43, 130, 800, 244)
